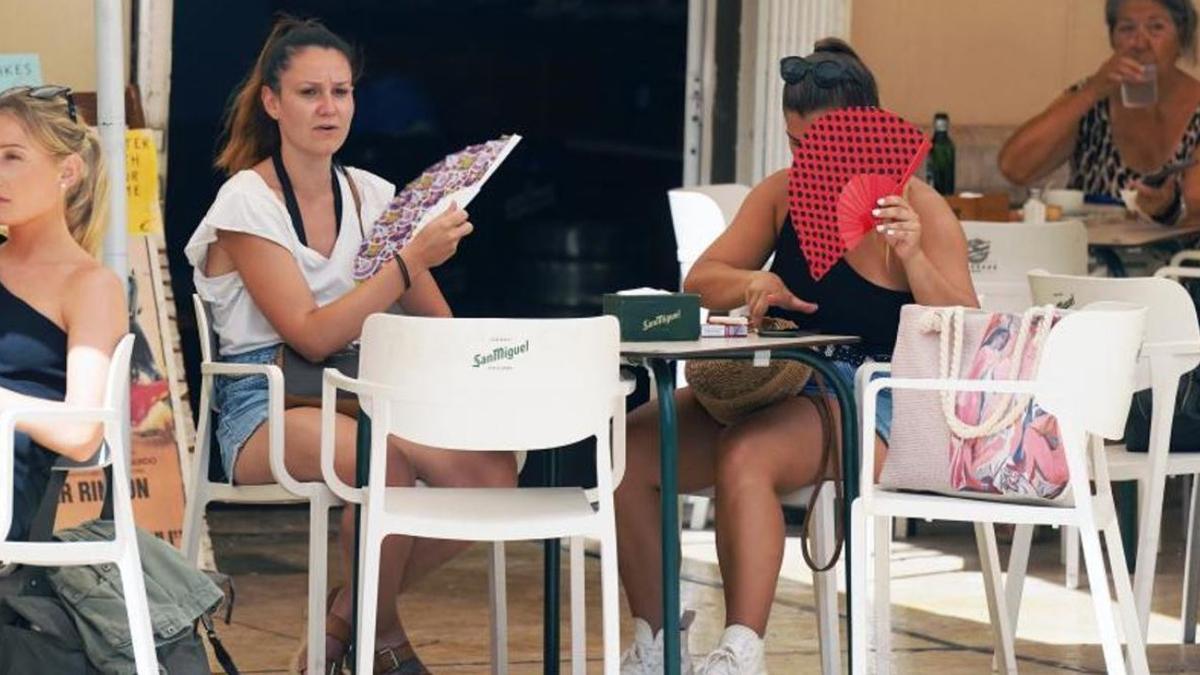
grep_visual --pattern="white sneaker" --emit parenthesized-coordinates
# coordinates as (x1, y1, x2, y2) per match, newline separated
(620, 611, 695, 675)
(696, 624, 766, 675)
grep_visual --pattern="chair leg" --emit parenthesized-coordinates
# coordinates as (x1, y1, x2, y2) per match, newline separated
(1062, 525, 1081, 589)
(600, 530, 621, 675)
(180, 487, 208, 567)
(1001, 522, 1034, 672)
(687, 496, 711, 530)
(1182, 475, 1200, 643)
(1131, 473, 1167, 641)
(812, 485, 841, 675)
(489, 541, 509, 675)
(1078, 518, 1135, 675)
(1100, 514, 1150, 674)
(118, 548, 159, 675)
(1005, 524, 1033, 628)
(570, 537, 586, 675)
(892, 517, 910, 540)
(974, 523, 1017, 675)
(873, 515, 892, 675)
(307, 496, 331, 674)
(355, 530, 384, 675)
(850, 498, 870, 675)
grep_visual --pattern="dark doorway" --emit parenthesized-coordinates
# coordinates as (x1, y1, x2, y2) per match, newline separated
(166, 0, 687, 422)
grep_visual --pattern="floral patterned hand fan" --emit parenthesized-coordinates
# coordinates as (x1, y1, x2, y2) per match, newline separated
(787, 108, 930, 281)
(353, 134, 522, 281)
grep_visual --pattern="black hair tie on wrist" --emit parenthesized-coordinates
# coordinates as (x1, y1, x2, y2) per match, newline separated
(394, 254, 412, 290)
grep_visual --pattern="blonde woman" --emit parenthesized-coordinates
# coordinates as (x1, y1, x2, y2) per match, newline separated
(0, 85, 126, 542)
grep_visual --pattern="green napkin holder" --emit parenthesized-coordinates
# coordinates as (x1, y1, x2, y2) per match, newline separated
(602, 293, 701, 342)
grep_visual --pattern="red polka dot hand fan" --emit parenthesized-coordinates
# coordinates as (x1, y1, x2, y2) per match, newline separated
(788, 107, 931, 281)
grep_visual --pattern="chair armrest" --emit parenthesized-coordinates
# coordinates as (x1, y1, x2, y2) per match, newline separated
(200, 361, 282, 378)
(0, 406, 117, 540)
(1155, 265, 1200, 280)
(318, 369, 388, 504)
(1140, 340, 1200, 358)
(1168, 250, 1200, 268)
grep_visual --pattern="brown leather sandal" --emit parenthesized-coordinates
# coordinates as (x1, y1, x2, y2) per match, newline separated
(371, 641, 430, 674)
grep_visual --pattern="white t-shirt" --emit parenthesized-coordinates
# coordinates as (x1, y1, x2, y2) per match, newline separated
(185, 166, 396, 356)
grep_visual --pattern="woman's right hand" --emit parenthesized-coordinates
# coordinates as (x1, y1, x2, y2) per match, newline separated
(745, 271, 818, 327)
(406, 203, 474, 270)
(1085, 53, 1148, 98)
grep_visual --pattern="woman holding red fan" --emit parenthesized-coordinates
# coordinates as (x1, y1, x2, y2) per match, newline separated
(616, 38, 976, 674)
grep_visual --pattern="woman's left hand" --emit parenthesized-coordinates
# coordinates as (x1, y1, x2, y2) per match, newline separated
(1132, 179, 1179, 220)
(873, 194, 923, 261)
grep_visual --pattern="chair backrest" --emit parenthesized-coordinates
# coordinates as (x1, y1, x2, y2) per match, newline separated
(667, 184, 751, 284)
(192, 294, 218, 365)
(960, 220, 1088, 312)
(1028, 271, 1200, 386)
(357, 315, 622, 451)
(55, 334, 136, 472)
(1035, 304, 1146, 440)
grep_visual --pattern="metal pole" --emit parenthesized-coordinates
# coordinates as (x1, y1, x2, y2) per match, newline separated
(95, 0, 128, 285)
(682, 0, 705, 187)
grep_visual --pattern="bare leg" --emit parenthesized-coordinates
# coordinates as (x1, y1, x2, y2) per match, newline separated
(714, 395, 888, 634)
(615, 388, 723, 631)
(233, 408, 416, 653)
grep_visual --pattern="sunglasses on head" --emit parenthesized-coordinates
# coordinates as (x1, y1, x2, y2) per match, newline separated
(0, 85, 78, 123)
(779, 56, 850, 87)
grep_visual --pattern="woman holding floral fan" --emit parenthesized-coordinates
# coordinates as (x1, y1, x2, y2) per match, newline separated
(185, 16, 516, 674)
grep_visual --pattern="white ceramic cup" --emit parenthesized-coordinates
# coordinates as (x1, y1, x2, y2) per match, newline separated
(1043, 189, 1086, 215)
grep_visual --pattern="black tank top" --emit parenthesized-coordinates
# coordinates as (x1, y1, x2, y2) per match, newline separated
(767, 214, 913, 361)
(0, 279, 68, 400)
(0, 277, 67, 541)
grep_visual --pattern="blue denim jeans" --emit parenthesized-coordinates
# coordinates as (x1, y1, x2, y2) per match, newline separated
(802, 358, 893, 444)
(212, 345, 278, 481)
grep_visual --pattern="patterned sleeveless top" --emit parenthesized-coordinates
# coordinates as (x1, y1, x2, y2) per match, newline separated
(1068, 88, 1200, 198)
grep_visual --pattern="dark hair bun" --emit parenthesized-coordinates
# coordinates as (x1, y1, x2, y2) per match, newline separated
(813, 37, 862, 61)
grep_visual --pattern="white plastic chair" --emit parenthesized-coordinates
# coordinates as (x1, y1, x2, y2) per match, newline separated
(960, 220, 1088, 313)
(1160, 253, 1200, 641)
(1002, 271, 1200, 648)
(667, 184, 752, 526)
(666, 184, 841, 674)
(180, 294, 342, 674)
(851, 304, 1151, 675)
(320, 315, 626, 675)
(957, 221, 1087, 582)
(667, 184, 751, 285)
(0, 335, 159, 675)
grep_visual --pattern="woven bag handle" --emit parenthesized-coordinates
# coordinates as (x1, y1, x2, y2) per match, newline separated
(927, 305, 1054, 439)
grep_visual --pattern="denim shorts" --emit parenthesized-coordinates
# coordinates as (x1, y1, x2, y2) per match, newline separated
(802, 359, 894, 445)
(212, 345, 278, 482)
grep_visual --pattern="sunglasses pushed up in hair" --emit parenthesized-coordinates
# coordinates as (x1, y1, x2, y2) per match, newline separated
(0, 85, 78, 123)
(779, 56, 852, 87)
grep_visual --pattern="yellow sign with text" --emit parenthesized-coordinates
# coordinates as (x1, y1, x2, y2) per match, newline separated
(126, 129, 162, 235)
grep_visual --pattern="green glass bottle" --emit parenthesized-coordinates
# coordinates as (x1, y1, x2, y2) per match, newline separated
(928, 112, 955, 196)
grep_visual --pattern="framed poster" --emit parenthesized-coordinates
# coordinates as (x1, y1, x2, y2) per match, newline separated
(56, 236, 192, 547)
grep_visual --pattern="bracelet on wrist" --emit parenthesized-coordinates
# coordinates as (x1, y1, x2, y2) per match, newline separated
(1152, 190, 1186, 226)
(394, 254, 412, 290)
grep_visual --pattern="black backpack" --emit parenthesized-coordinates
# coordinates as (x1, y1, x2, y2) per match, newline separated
(1124, 367, 1200, 453)
(0, 467, 239, 674)
(1125, 270, 1200, 453)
